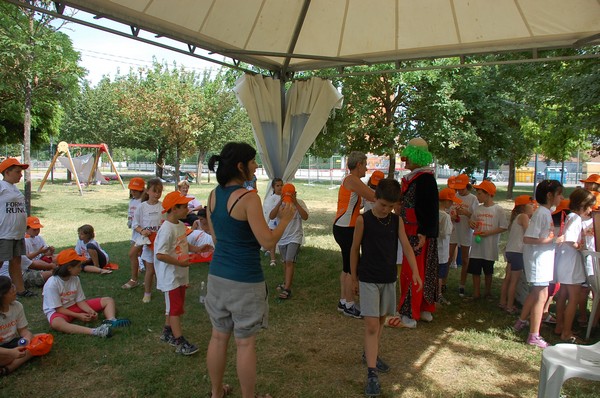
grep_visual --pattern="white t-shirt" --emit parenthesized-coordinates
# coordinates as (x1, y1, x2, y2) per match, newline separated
(154, 220, 189, 292)
(0, 255, 31, 277)
(582, 217, 595, 277)
(554, 212, 586, 284)
(523, 206, 555, 283)
(450, 192, 478, 246)
(133, 201, 163, 263)
(278, 199, 308, 246)
(263, 193, 280, 229)
(75, 238, 109, 263)
(438, 210, 453, 264)
(469, 203, 508, 261)
(505, 215, 527, 254)
(186, 229, 214, 249)
(0, 180, 27, 240)
(128, 198, 142, 239)
(42, 276, 86, 321)
(186, 195, 201, 211)
(0, 301, 27, 345)
(25, 234, 48, 260)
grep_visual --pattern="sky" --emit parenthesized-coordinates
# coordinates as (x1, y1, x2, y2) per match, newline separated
(58, 9, 222, 85)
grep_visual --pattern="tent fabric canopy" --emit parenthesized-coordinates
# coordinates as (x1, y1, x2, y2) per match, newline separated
(59, 0, 600, 74)
(233, 75, 343, 181)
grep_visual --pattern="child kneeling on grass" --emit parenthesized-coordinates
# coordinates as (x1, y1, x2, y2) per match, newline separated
(351, 179, 422, 397)
(0, 276, 41, 376)
(42, 249, 130, 338)
(156, 191, 212, 356)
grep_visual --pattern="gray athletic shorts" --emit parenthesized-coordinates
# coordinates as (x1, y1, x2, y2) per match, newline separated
(205, 274, 268, 339)
(359, 281, 397, 318)
(23, 269, 45, 288)
(0, 239, 26, 261)
(278, 242, 300, 262)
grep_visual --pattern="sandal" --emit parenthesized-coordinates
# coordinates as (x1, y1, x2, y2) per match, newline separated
(505, 307, 519, 315)
(207, 384, 232, 398)
(0, 366, 9, 376)
(269, 260, 277, 267)
(561, 335, 583, 344)
(276, 283, 285, 291)
(542, 313, 557, 324)
(100, 269, 113, 275)
(16, 289, 37, 298)
(122, 279, 139, 289)
(278, 288, 291, 299)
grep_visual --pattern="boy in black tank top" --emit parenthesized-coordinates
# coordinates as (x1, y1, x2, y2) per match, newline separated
(350, 179, 422, 397)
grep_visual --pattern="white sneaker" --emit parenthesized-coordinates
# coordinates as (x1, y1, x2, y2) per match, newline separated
(420, 311, 433, 322)
(401, 315, 417, 328)
(450, 261, 457, 269)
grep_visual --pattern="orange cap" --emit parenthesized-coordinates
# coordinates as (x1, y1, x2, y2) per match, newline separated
(580, 174, 600, 184)
(281, 183, 295, 203)
(0, 157, 29, 174)
(453, 174, 470, 189)
(552, 199, 570, 215)
(514, 195, 534, 208)
(369, 171, 385, 186)
(26, 216, 43, 229)
(473, 180, 496, 196)
(447, 176, 456, 189)
(128, 177, 145, 191)
(56, 249, 87, 266)
(439, 188, 462, 203)
(162, 191, 193, 213)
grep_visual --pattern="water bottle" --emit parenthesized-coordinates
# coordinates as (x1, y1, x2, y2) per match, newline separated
(199, 281, 206, 304)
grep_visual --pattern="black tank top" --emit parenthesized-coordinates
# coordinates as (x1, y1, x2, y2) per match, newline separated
(358, 210, 399, 283)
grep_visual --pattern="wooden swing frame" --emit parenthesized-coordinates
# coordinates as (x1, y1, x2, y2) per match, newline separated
(38, 141, 125, 196)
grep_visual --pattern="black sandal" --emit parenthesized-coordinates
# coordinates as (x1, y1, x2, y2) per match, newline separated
(278, 289, 291, 299)
(16, 289, 37, 298)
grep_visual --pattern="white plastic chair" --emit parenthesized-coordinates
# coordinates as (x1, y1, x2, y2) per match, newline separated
(582, 250, 600, 340)
(537, 341, 600, 398)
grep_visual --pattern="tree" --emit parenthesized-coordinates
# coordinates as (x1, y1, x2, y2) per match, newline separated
(0, 1, 84, 211)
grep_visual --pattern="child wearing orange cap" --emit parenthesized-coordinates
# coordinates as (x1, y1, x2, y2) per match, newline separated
(467, 180, 508, 299)
(24, 216, 54, 263)
(122, 177, 145, 289)
(0, 157, 32, 298)
(363, 171, 385, 213)
(580, 174, 600, 210)
(271, 183, 309, 300)
(42, 249, 130, 338)
(263, 178, 284, 267)
(438, 188, 461, 305)
(499, 195, 535, 314)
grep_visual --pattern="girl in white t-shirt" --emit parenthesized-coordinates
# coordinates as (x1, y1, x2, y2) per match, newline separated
(499, 195, 534, 314)
(131, 178, 164, 303)
(0, 276, 35, 375)
(553, 187, 595, 342)
(122, 177, 145, 290)
(513, 180, 564, 349)
(42, 249, 130, 338)
(264, 178, 283, 267)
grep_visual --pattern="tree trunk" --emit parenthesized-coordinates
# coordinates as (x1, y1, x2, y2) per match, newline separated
(155, 148, 166, 179)
(174, 143, 181, 188)
(22, 7, 34, 215)
(387, 152, 396, 179)
(507, 157, 515, 200)
(483, 159, 490, 180)
(196, 149, 207, 184)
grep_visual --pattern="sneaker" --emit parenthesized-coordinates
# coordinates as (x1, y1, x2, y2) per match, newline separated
(527, 334, 549, 349)
(142, 294, 151, 303)
(437, 295, 451, 305)
(458, 287, 465, 298)
(337, 301, 345, 312)
(364, 376, 381, 397)
(420, 311, 433, 322)
(160, 331, 177, 346)
(450, 261, 458, 269)
(93, 323, 113, 338)
(175, 339, 199, 356)
(361, 353, 390, 373)
(103, 318, 131, 328)
(513, 318, 529, 332)
(343, 304, 363, 319)
(401, 315, 417, 329)
(16, 289, 37, 298)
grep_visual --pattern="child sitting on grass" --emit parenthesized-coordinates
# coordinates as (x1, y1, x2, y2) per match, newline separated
(75, 224, 112, 274)
(350, 179, 422, 397)
(24, 216, 55, 263)
(156, 191, 212, 356)
(0, 276, 37, 376)
(42, 249, 130, 338)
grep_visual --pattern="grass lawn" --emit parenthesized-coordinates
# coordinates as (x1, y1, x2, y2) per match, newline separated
(1, 178, 598, 397)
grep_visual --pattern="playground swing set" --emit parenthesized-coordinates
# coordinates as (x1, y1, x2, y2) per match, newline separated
(38, 141, 125, 196)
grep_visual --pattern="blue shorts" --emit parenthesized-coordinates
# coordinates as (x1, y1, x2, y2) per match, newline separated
(438, 262, 449, 279)
(467, 258, 495, 276)
(505, 252, 524, 271)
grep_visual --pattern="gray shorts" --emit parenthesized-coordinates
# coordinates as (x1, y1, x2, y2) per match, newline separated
(205, 274, 268, 339)
(278, 242, 300, 263)
(359, 281, 397, 317)
(0, 239, 25, 261)
(23, 269, 45, 288)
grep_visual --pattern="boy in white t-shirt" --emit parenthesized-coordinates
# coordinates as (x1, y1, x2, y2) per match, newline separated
(155, 191, 212, 356)
(438, 188, 461, 305)
(24, 216, 55, 263)
(468, 181, 508, 299)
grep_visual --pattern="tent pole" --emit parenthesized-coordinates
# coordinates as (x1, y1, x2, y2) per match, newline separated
(66, 147, 83, 196)
(38, 149, 61, 192)
(104, 146, 125, 189)
(88, 147, 101, 185)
